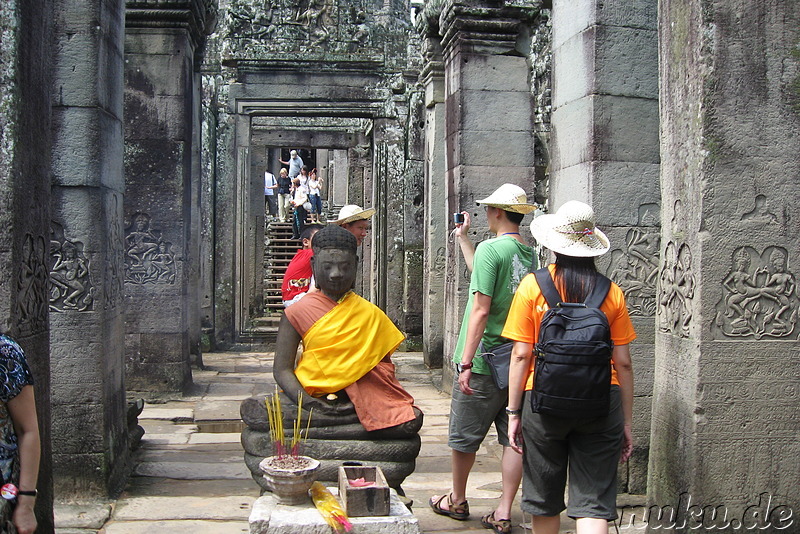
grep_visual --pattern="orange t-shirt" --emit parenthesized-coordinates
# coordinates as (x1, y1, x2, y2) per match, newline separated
(501, 265, 636, 390)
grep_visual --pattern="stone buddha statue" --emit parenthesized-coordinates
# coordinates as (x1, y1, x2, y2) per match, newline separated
(241, 225, 422, 491)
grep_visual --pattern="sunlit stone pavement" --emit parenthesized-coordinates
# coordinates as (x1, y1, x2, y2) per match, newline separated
(54, 351, 644, 533)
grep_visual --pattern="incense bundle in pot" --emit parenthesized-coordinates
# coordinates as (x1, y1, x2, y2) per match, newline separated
(259, 385, 319, 504)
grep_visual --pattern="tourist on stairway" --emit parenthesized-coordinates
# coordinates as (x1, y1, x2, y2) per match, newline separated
(281, 224, 324, 307)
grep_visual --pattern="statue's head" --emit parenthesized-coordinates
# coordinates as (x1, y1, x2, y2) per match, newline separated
(311, 225, 358, 300)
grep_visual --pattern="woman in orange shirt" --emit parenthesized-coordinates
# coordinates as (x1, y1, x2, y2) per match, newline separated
(502, 201, 635, 534)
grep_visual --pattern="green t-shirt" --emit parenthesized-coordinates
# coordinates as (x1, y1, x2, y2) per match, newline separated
(453, 235, 534, 375)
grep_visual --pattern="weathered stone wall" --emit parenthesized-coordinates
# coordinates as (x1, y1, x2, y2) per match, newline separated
(550, 0, 659, 493)
(650, 0, 800, 529)
(528, 5, 552, 202)
(49, 0, 131, 499)
(438, 1, 540, 385)
(0, 0, 55, 527)
(418, 7, 447, 369)
(124, 0, 215, 393)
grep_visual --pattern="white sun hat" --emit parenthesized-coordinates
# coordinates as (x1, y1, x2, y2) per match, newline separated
(331, 204, 376, 225)
(530, 200, 610, 257)
(476, 183, 537, 214)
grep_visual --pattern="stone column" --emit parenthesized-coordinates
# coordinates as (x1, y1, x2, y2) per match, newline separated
(550, 0, 659, 493)
(418, 12, 447, 368)
(199, 74, 218, 351)
(439, 1, 539, 384)
(0, 1, 55, 527)
(50, 0, 130, 497)
(649, 1, 800, 529)
(124, 1, 215, 394)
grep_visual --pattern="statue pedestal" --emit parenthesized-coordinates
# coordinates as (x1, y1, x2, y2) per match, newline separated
(249, 487, 420, 534)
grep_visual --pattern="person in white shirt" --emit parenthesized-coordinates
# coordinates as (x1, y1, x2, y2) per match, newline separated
(307, 168, 323, 223)
(264, 170, 278, 218)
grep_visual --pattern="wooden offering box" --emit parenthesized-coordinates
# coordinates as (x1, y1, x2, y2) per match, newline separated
(337, 465, 390, 517)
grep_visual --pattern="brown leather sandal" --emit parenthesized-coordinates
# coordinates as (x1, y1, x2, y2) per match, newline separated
(481, 511, 512, 534)
(429, 492, 470, 520)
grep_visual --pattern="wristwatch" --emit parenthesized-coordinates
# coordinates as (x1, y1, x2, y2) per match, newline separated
(456, 361, 473, 373)
(17, 489, 37, 497)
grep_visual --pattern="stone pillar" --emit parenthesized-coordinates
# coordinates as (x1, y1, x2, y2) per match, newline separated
(371, 118, 398, 310)
(418, 12, 447, 368)
(49, 0, 130, 497)
(439, 1, 539, 383)
(124, 1, 215, 394)
(550, 0, 659, 493)
(649, 1, 800, 529)
(402, 85, 426, 351)
(199, 75, 218, 351)
(0, 1, 55, 527)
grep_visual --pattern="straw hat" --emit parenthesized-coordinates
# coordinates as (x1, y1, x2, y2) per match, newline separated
(331, 204, 376, 225)
(530, 200, 610, 257)
(476, 184, 536, 214)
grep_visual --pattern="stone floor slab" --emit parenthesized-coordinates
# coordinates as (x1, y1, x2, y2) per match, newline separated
(113, 496, 255, 521)
(54, 503, 112, 529)
(134, 461, 251, 479)
(102, 520, 249, 533)
(139, 407, 195, 422)
(187, 432, 242, 444)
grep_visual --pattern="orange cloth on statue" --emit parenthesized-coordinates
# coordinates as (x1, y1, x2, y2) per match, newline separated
(284, 291, 416, 431)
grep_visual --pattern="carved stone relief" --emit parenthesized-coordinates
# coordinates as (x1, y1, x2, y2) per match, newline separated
(658, 241, 695, 337)
(49, 224, 94, 312)
(713, 246, 797, 339)
(221, 0, 390, 56)
(740, 194, 779, 224)
(105, 194, 124, 309)
(606, 228, 660, 316)
(124, 212, 176, 285)
(15, 234, 49, 333)
(433, 246, 446, 273)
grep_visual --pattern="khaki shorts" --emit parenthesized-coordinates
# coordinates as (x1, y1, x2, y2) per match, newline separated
(447, 372, 510, 453)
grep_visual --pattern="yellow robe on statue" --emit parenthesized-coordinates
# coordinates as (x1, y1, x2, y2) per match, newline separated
(294, 291, 405, 397)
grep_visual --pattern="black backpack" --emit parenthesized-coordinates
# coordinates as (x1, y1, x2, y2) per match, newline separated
(531, 268, 613, 418)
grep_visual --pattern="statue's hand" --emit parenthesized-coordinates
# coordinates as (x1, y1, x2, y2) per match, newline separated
(304, 395, 356, 417)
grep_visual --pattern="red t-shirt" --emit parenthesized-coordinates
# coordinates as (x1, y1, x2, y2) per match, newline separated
(281, 249, 314, 302)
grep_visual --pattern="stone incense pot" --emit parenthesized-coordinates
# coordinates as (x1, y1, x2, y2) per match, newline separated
(259, 455, 320, 505)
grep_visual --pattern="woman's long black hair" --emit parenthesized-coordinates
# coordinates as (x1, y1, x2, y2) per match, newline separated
(553, 253, 598, 303)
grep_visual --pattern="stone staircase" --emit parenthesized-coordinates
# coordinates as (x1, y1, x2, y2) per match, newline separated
(253, 219, 302, 333)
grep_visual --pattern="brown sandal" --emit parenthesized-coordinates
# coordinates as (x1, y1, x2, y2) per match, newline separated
(429, 492, 470, 520)
(481, 511, 512, 534)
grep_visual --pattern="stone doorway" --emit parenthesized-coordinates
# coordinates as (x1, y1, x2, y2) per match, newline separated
(236, 116, 375, 342)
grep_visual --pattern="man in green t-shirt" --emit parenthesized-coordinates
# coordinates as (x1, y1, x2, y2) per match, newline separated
(430, 183, 537, 532)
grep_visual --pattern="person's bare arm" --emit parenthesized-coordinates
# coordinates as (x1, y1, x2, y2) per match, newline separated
(613, 344, 634, 462)
(8, 385, 40, 534)
(455, 211, 475, 272)
(507, 341, 533, 454)
(456, 291, 491, 395)
(273, 315, 354, 415)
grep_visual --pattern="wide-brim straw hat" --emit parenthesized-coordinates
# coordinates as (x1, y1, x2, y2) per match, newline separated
(331, 204, 376, 225)
(530, 200, 610, 257)
(476, 183, 536, 214)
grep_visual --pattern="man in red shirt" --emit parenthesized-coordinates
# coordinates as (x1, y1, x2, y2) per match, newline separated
(281, 224, 324, 307)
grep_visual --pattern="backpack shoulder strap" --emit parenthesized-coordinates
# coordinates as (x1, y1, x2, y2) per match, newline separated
(585, 274, 611, 309)
(533, 268, 562, 308)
